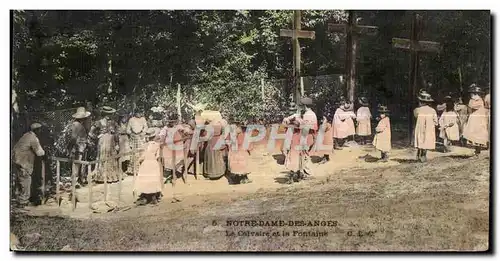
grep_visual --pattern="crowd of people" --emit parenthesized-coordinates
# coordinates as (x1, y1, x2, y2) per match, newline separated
(11, 83, 491, 208)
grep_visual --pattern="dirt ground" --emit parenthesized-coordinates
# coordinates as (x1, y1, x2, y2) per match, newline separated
(10, 140, 490, 251)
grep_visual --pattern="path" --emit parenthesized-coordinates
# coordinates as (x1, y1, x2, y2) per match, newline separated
(27, 141, 481, 219)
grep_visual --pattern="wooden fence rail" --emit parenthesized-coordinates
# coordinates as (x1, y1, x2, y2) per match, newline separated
(47, 137, 202, 212)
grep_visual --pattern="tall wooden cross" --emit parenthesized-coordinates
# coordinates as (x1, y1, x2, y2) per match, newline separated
(280, 10, 315, 106)
(392, 12, 442, 143)
(328, 11, 378, 103)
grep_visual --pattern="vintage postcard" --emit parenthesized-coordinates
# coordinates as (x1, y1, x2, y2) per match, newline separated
(10, 9, 490, 252)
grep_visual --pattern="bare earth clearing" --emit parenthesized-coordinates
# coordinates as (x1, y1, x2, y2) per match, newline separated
(10, 142, 490, 251)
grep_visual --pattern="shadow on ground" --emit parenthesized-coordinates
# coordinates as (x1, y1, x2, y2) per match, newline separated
(274, 171, 292, 184)
(310, 156, 324, 163)
(391, 158, 420, 164)
(272, 154, 285, 165)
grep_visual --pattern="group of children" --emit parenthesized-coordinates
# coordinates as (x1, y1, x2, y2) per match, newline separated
(319, 83, 490, 164)
(414, 84, 490, 162)
(315, 96, 391, 163)
(132, 83, 490, 204)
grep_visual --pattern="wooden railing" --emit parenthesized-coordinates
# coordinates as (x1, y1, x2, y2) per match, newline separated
(48, 137, 202, 212)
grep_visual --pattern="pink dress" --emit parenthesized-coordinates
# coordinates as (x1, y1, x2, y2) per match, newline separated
(463, 97, 489, 146)
(135, 141, 162, 194)
(160, 125, 192, 171)
(228, 132, 253, 175)
(314, 122, 333, 155)
(356, 106, 372, 136)
(373, 117, 391, 152)
(439, 111, 460, 141)
(414, 105, 438, 150)
(333, 108, 356, 139)
(282, 112, 316, 172)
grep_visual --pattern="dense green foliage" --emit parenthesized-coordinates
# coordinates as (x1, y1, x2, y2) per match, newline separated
(12, 10, 490, 119)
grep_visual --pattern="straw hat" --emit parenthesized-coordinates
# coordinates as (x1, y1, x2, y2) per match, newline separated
(72, 107, 91, 119)
(146, 127, 160, 138)
(100, 106, 116, 114)
(417, 90, 434, 102)
(378, 105, 390, 113)
(468, 83, 484, 94)
(30, 122, 42, 130)
(358, 96, 369, 106)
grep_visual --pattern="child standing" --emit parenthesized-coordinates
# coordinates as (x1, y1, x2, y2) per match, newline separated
(463, 84, 489, 156)
(454, 96, 469, 147)
(332, 100, 356, 149)
(373, 105, 391, 162)
(227, 123, 253, 185)
(134, 127, 162, 206)
(356, 96, 372, 145)
(438, 96, 460, 153)
(414, 90, 438, 162)
(317, 115, 334, 164)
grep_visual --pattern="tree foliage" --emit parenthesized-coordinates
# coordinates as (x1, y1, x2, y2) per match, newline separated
(12, 10, 490, 119)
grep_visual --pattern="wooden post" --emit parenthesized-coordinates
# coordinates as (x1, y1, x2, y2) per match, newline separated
(41, 160, 46, 204)
(177, 83, 182, 119)
(71, 163, 76, 211)
(300, 77, 304, 96)
(293, 11, 302, 103)
(88, 164, 92, 209)
(160, 146, 165, 190)
(132, 150, 137, 199)
(103, 160, 108, 201)
(171, 147, 177, 200)
(328, 11, 378, 103)
(56, 160, 60, 207)
(171, 149, 177, 184)
(392, 12, 441, 144)
(195, 145, 200, 179)
(159, 151, 164, 191)
(118, 159, 122, 203)
(183, 146, 188, 184)
(346, 11, 356, 102)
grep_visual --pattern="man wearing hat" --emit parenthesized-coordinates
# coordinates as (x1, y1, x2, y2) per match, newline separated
(356, 96, 372, 145)
(89, 106, 119, 183)
(414, 90, 438, 162)
(282, 97, 318, 182)
(463, 84, 489, 155)
(12, 123, 46, 208)
(70, 107, 92, 185)
(127, 110, 149, 176)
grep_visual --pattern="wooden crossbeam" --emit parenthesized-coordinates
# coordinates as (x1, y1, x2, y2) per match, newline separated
(392, 38, 442, 53)
(280, 29, 315, 40)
